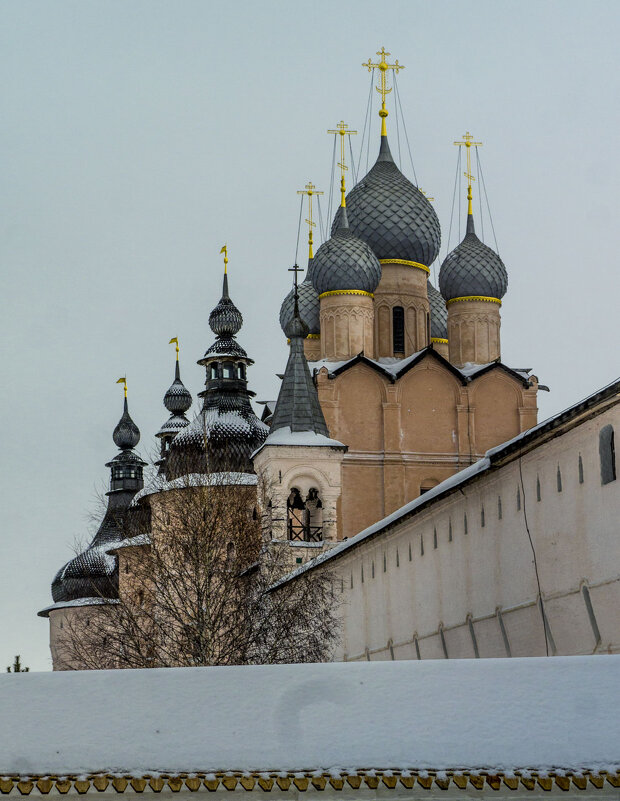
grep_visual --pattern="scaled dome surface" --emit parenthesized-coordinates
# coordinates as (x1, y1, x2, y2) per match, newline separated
(332, 137, 441, 267)
(439, 217, 508, 301)
(427, 280, 448, 340)
(311, 209, 382, 296)
(280, 273, 320, 336)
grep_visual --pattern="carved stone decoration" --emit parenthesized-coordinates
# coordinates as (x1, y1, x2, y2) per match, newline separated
(319, 294, 374, 361)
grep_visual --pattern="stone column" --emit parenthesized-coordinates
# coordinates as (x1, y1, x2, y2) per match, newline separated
(319, 293, 374, 361)
(447, 298, 501, 367)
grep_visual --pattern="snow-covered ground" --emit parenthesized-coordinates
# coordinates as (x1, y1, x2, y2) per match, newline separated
(0, 656, 618, 776)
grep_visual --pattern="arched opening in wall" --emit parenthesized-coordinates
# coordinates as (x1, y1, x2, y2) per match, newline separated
(222, 361, 235, 379)
(599, 425, 616, 485)
(209, 362, 219, 380)
(287, 487, 323, 542)
(392, 306, 405, 355)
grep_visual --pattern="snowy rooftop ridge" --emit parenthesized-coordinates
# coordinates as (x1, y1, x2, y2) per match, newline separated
(132, 471, 257, 504)
(0, 658, 618, 776)
(257, 426, 346, 451)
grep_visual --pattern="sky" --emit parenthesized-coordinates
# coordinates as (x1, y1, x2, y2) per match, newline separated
(1, 0, 619, 671)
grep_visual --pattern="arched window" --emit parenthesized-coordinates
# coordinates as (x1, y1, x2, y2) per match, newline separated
(287, 486, 323, 542)
(209, 362, 219, 380)
(392, 306, 405, 354)
(222, 362, 235, 379)
(238, 363, 246, 380)
(600, 425, 617, 485)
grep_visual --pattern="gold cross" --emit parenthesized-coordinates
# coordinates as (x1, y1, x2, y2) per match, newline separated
(327, 121, 357, 207)
(362, 48, 405, 136)
(454, 131, 482, 214)
(297, 181, 324, 259)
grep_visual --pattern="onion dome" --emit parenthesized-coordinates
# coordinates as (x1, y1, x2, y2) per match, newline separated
(49, 396, 146, 606)
(113, 398, 140, 450)
(311, 207, 381, 296)
(156, 357, 192, 474)
(427, 280, 448, 340)
(279, 261, 320, 336)
(439, 213, 508, 301)
(208, 273, 243, 336)
(332, 136, 440, 267)
(167, 270, 268, 478)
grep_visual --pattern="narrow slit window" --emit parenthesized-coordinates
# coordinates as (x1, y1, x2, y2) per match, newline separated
(599, 425, 617, 485)
(420, 535, 424, 556)
(481, 505, 485, 527)
(536, 475, 541, 502)
(392, 306, 405, 354)
(448, 518, 453, 542)
(578, 454, 584, 484)
(517, 486, 521, 510)
(464, 513, 468, 535)
(498, 495, 502, 519)
(433, 528, 438, 549)
(557, 466, 563, 492)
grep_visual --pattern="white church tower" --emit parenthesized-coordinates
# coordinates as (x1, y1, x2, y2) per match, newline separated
(253, 267, 346, 565)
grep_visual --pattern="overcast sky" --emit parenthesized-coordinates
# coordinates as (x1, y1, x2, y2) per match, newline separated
(1, 0, 619, 671)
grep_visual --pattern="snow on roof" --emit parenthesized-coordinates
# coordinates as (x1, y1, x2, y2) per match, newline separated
(275, 376, 620, 586)
(307, 350, 532, 384)
(0, 658, 618, 776)
(37, 597, 119, 617)
(259, 426, 346, 450)
(132, 472, 257, 504)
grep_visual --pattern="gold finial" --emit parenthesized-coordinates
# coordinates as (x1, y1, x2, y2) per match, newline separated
(362, 47, 405, 137)
(327, 120, 357, 207)
(454, 131, 482, 216)
(169, 337, 179, 361)
(220, 244, 228, 274)
(420, 189, 435, 202)
(297, 182, 324, 259)
(116, 376, 127, 398)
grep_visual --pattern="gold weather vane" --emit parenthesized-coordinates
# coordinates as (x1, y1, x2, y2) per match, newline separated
(362, 47, 405, 137)
(297, 182, 324, 260)
(454, 131, 482, 215)
(169, 337, 179, 360)
(116, 376, 127, 398)
(220, 244, 228, 274)
(327, 121, 357, 207)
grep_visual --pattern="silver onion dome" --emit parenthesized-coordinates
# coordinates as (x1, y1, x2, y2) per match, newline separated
(209, 273, 243, 336)
(427, 280, 448, 340)
(112, 398, 140, 450)
(280, 263, 320, 335)
(163, 362, 192, 415)
(311, 207, 382, 296)
(332, 136, 441, 267)
(439, 215, 508, 302)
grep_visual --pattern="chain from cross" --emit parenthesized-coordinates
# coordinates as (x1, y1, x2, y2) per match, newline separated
(297, 181, 324, 259)
(327, 121, 357, 207)
(362, 48, 405, 134)
(420, 189, 435, 202)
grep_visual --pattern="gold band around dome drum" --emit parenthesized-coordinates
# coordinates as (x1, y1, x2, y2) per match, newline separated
(446, 295, 502, 307)
(318, 289, 374, 299)
(379, 258, 430, 274)
(306, 333, 320, 339)
(431, 337, 449, 344)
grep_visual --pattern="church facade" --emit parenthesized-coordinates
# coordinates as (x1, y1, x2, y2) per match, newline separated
(40, 49, 619, 669)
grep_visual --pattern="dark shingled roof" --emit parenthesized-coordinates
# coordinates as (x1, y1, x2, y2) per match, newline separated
(439, 214, 508, 301)
(311, 207, 381, 296)
(269, 303, 329, 437)
(332, 136, 441, 266)
(427, 280, 448, 339)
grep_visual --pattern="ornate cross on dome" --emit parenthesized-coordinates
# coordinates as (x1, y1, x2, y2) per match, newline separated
(328, 120, 357, 207)
(454, 131, 482, 215)
(220, 244, 229, 274)
(362, 48, 405, 136)
(288, 263, 303, 315)
(297, 182, 323, 260)
(169, 336, 179, 361)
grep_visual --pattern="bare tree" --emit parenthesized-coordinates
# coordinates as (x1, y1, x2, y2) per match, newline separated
(57, 470, 341, 670)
